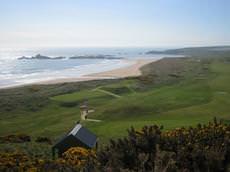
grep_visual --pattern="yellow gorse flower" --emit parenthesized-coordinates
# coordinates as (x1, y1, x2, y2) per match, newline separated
(58, 147, 96, 168)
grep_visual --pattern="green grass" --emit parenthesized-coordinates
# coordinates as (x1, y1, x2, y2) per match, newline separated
(51, 89, 109, 102)
(0, 57, 230, 143)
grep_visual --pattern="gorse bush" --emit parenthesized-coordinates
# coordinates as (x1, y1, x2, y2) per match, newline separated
(61, 147, 96, 170)
(97, 125, 162, 171)
(97, 118, 230, 171)
(0, 118, 230, 172)
(0, 152, 44, 172)
(0, 134, 31, 143)
(0, 152, 77, 172)
(158, 118, 230, 172)
(0, 147, 95, 172)
(35, 137, 52, 144)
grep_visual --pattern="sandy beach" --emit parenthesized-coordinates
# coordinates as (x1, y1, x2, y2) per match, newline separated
(41, 59, 158, 85)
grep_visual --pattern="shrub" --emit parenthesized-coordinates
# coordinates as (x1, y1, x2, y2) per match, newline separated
(0, 134, 31, 143)
(61, 147, 97, 171)
(158, 118, 230, 171)
(97, 118, 230, 171)
(35, 137, 52, 144)
(0, 152, 43, 172)
(1, 118, 230, 172)
(97, 125, 162, 171)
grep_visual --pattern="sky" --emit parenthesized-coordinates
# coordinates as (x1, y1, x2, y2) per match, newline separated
(0, 0, 229, 48)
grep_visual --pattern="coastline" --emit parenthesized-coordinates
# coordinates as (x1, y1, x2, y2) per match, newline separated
(0, 58, 159, 89)
(39, 59, 158, 85)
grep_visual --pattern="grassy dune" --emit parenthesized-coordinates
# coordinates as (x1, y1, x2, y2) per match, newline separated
(0, 56, 230, 142)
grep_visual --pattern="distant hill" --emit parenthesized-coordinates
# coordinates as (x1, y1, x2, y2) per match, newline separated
(146, 46, 230, 57)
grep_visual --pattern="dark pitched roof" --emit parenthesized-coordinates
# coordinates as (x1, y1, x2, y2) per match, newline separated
(53, 124, 97, 149)
(73, 125, 97, 148)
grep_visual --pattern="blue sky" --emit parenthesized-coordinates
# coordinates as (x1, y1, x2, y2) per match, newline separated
(0, 0, 229, 48)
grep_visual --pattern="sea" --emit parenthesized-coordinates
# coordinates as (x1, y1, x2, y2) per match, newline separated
(0, 47, 177, 88)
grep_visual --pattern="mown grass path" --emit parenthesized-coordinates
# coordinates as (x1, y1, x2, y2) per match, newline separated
(93, 87, 122, 98)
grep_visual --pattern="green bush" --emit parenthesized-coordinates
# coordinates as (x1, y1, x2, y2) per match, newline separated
(1, 118, 230, 172)
(96, 118, 230, 171)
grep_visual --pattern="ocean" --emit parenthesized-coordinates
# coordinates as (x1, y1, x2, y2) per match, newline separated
(0, 47, 176, 88)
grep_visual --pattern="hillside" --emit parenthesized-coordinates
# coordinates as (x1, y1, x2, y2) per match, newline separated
(146, 46, 230, 57)
(0, 55, 230, 143)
